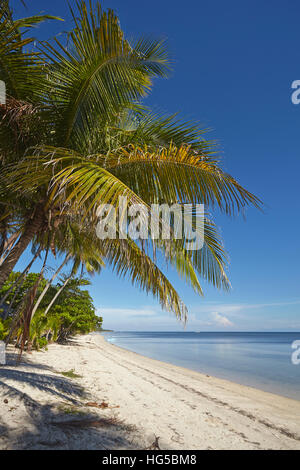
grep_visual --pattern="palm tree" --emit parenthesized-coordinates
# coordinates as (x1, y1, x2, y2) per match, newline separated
(0, 1, 261, 325)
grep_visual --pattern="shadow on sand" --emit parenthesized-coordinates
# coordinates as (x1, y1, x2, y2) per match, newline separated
(0, 351, 139, 450)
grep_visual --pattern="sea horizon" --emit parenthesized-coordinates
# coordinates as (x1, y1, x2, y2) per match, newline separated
(104, 330, 300, 333)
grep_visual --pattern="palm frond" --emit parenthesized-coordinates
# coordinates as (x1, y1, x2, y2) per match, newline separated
(0, 1, 61, 101)
(115, 110, 215, 152)
(2, 144, 232, 292)
(105, 143, 262, 214)
(103, 237, 187, 321)
(41, 0, 170, 147)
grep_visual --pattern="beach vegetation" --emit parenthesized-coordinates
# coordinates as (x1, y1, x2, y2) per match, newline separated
(0, 318, 9, 340)
(0, 271, 102, 349)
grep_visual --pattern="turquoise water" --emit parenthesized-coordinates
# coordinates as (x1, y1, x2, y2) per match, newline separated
(102, 331, 300, 400)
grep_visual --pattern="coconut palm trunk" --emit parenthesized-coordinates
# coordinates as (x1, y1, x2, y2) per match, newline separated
(0, 246, 42, 310)
(44, 275, 71, 315)
(18, 245, 49, 354)
(0, 207, 45, 288)
(30, 254, 71, 318)
(0, 231, 20, 264)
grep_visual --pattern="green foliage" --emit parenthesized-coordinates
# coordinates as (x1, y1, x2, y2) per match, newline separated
(0, 271, 46, 314)
(0, 318, 9, 340)
(0, 271, 102, 350)
(49, 280, 100, 341)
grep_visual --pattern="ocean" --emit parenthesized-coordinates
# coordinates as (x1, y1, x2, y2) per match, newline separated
(102, 331, 300, 400)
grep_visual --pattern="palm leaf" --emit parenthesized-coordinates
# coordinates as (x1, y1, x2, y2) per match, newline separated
(104, 143, 262, 215)
(0, 1, 61, 101)
(41, 0, 170, 147)
(102, 237, 187, 321)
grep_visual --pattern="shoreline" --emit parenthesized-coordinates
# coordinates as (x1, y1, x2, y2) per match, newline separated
(101, 332, 299, 401)
(1, 333, 300, 449)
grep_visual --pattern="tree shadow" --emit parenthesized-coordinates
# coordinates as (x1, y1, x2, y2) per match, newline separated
(4, 352, 57, 372)
(0, 349, 141, 450)
(0, 401, 139, 449)
(0, 369, 84, 404)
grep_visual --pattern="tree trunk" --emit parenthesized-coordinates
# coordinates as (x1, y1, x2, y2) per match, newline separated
(0, 246, 42, 310)
(0, 207, 45, 288)
(31, 254, 71, 318)
(44, 275, 71, 315)
(0, 231, 20, 265)
(17, 246, 49, 357)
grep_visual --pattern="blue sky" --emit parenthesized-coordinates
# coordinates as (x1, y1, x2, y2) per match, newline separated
(10, 0, 300, 331)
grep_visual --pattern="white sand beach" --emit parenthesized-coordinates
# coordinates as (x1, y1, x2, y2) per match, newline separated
(0, 332, 300, 450)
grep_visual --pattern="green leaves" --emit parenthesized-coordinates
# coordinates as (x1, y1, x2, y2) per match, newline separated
(0, 0, 61, 101)
(108, 143, 262, 214)
(103, 237, 187, 321)
(41, 0, 170, 147)
(2, 139, 241, 298)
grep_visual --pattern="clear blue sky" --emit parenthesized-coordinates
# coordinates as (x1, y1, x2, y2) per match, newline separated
(11, 0, 300, 331)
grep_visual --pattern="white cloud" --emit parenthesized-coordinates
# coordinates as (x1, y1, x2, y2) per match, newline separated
(211, 312, 234, 328)
(96, 299, 300, 331)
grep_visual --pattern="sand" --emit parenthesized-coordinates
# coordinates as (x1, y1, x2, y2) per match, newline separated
(0, 332, 300, 450)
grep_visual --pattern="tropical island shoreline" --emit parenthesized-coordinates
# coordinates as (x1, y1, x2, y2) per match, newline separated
(0, 332, 300, 450)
